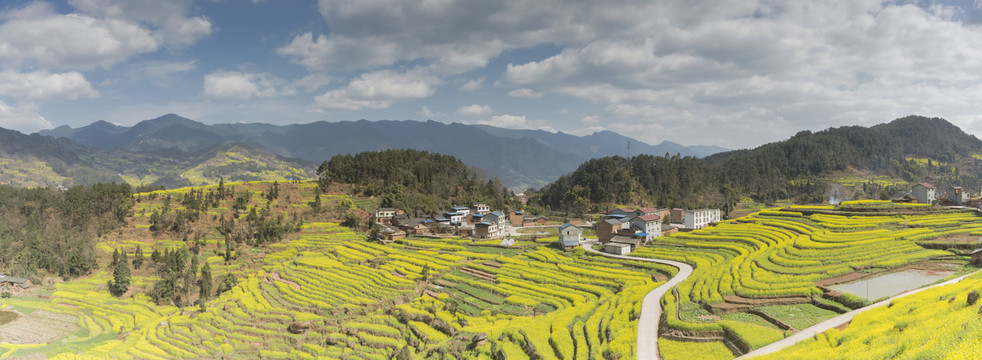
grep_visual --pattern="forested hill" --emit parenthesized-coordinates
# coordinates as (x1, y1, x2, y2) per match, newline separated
(537, 116, 982, 212)
(317, 149, 522, 215)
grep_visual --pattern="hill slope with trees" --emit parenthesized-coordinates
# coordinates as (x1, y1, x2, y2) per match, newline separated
(536, 116, 982, 213)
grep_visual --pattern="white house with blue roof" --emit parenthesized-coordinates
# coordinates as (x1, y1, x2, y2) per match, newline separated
(558, 223, 582, 250)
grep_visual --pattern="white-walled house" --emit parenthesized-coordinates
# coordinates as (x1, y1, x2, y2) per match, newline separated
(684, 209, 721, 230)
(912, 183, 936, 204)
(558, 223, 582, 249)
(630, 214, 662, 242)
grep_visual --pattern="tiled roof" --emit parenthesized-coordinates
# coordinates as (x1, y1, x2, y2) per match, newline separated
(637, 214, 661, 221)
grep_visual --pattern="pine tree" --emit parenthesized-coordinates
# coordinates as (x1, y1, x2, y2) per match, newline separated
(133, 244, 144, 269)
(109, 260, 131, 297)
(199, 263, 212, 301)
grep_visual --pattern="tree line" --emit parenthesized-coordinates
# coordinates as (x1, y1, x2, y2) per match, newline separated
(317, 149, 522, 215)
(0, 183, 133, 281)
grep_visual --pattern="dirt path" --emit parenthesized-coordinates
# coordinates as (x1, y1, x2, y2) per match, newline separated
(581, 241, 693, 360)
(735, 270, 980, 359)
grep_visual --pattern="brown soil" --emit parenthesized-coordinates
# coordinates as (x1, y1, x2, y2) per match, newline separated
(814, 271, 869, 287)
(0, 310, 78, 344)
(269, 272, 301, 291)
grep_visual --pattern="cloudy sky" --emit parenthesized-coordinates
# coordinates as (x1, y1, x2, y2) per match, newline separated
(2, 0, 982, 149)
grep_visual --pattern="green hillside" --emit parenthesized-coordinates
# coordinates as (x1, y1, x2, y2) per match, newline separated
(537, 116, 982, 212)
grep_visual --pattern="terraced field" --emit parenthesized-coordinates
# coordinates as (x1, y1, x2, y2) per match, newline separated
(1, 183, 977, 360)
(633, 200, 977, 359)
(0, 181, 675, 359)
(757, 271, 982, 360)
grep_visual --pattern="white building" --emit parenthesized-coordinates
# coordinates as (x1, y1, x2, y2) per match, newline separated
(375, 207, 397, 223)
(911, 183, 936, 204)
(684, 209, 721, 230)
(471, 203, 490, 215)
(558, 223, 582, 249)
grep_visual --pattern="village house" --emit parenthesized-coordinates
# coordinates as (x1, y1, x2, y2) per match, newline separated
(398, 219, 432, 236)
(508, 211, 524, 227)
(445, 211, 465, 225)
(450, 206, 471, 216)
(558, 223, 582, 250)
(0, 274, 31, 293)
(471, 203, 491, 215)
(608, 235, 643, 251)
(684, 209, 721, 230)
(609, 207, 638, 217)
(670, 208, 685, 223)
(597, 218, 627, 243)
(972, 248, 982, 266)
(377, 224, 406, 241)
(604, 242, 632, 255)
(947, 186, 968, 206)
(523, 216, 548, 226)
(483, 211, 507, 227)
(474, 222, 501, 239)
(374, 207, 401, 224)
(661, 223, 679, 237)
(630, 214, 662, 242)
(912, 183, 936, 205)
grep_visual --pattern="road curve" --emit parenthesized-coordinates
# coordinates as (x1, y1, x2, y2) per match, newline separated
(736, 270, 980, 359)
(581, 241, 694, 360)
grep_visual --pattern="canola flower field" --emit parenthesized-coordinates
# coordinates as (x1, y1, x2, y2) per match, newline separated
(635, 200, 979, 359)
(0, 180, 675, 359)
(1, 181, 978, 360)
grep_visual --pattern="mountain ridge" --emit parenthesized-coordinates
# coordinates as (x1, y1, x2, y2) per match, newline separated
(39, 114, 728, 190)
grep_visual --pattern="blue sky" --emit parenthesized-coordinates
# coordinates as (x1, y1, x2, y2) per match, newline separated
(1, 0, 982, 149)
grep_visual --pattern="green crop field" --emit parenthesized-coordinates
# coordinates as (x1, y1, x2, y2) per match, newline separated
(631, 201, 979, 359)
(0, 181, 675, 359)
(2, 182, 979, 360)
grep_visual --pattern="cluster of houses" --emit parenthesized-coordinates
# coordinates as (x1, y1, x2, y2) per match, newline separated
(374, 203, 548, 241)
(557, 206, 722, 255)
(902, 183, 978, 207)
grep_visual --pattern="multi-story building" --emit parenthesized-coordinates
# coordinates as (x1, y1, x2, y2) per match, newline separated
(684, 209, 721, 230)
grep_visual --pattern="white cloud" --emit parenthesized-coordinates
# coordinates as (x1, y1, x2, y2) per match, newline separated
(68, 0, 212, 46)
(0, 70, 99, 101)
(419, 106, 444, 119)
(137, 60, 196, 80)
(469, 114, 556, 132)
(277, 0, 655, 74)
(0, 101, 54, 132)
(459, 77, 485, 91)
(312, 69, 439, 110)
(508, 88, 543, 99)
(0, 3, 160, 71)
(203, 71, 295, 101)
(491, 1, 982, 147)
(455, 104, 492, 116)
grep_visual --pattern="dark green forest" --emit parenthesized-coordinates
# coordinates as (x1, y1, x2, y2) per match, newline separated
(536, 116, 982, 213)
(0, 183, 134, 281)
(317, 149, 521, 215)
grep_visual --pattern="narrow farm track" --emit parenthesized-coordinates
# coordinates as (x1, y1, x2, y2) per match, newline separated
(735, 270, 981, 359)
(582, 242, 694, 360)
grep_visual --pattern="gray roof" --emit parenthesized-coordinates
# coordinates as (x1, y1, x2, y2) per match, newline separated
(610, 235, 642, 246)
(972, 248, 982, 255)
(0, 275, 28, 284)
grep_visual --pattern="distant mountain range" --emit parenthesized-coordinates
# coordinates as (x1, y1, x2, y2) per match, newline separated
(35, 114, 728, 190)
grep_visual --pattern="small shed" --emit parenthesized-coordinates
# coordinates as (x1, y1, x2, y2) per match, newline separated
(558, 223, 582, 247)
(604, 243, 632, 255)
(972, 248, 982, 266)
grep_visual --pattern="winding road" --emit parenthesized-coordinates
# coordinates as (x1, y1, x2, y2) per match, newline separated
(581, 241, 693, 360)
(735, 270, 979, 359)
(582, 239, 978, 360)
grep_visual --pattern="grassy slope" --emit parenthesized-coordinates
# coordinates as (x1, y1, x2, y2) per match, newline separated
(0, 181, 670, 360)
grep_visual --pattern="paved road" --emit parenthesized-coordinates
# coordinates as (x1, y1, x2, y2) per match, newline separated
(736, 270, 979, 359)
(581, 241, 694, 360)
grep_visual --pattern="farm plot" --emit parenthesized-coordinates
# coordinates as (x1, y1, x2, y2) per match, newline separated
(633, 204, 979, 359)
(2, 221, 672, 360)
